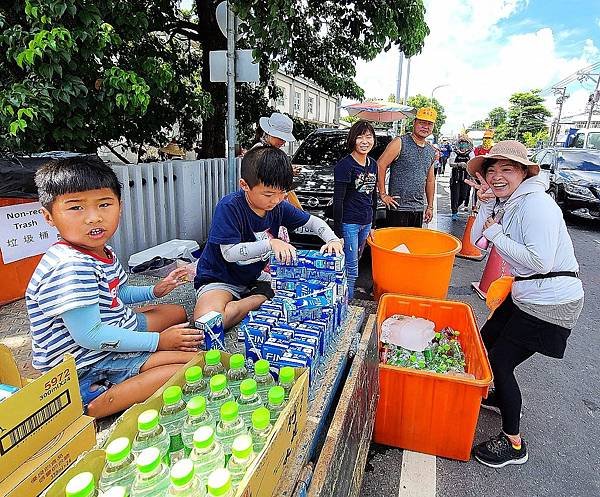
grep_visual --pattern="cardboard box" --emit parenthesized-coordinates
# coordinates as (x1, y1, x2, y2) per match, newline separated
(44, 351, 309, 497)
(0, 348, 84, 483)
(0, 416, 96, 497)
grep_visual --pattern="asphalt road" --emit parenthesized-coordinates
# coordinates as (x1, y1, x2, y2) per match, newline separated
(359, 172, 600, 497)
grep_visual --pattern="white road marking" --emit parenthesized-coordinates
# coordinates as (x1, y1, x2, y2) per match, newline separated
(398, 450, 437, 497)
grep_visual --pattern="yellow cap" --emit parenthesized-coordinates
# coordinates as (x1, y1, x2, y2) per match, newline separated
(483, 129, 494, 138)
(415, 107, 437, 123)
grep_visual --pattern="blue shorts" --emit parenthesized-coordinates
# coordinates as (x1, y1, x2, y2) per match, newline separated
(78, 313, 152, 406)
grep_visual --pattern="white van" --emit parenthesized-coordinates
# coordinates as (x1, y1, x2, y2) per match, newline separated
(570, 128, 600, 149)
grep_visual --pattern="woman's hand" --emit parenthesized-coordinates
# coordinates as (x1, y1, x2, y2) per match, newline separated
(465, 172, 495, 202)
(483, 216, 497, 231)
(320, 238, 344, 256)
(153, 267, 189, 297)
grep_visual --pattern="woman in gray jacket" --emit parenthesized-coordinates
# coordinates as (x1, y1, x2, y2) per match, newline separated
(466, 140, 584, 468)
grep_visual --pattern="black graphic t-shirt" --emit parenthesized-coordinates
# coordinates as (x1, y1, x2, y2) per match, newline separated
(333, 154, 378, 236)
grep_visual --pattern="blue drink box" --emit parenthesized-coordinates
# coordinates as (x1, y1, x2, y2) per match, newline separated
(195, 311, 225, 350)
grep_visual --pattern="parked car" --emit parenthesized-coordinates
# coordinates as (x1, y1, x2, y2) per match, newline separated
(531, 147, 600, 219)
(569, 128, 600, 149)
(290, 128, 393, 246)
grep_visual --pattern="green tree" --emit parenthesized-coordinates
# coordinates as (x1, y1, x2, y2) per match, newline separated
(469, 119, 487, 130)
(504, 89, 551, 144)
(406, 94, 446, 141)
(488, 106, 507, 127)
(0, 0, 210, 158)
(522, 128, 549, 148)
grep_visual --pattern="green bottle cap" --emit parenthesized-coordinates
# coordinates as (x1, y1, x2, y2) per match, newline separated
(231, 434, 253, 460)
(193, 425, 215, 449)
(240, 378, 257, 396)
(206, 349, 222, 366)
(65, 472, 95, 497)
(210, 374, 227, 392)
(268, 386, 285, 406)
(229, 353, 245, 370)
(251, 407, 271, 430)
(105, 437, 131, 463)
(102, 486, 127, 497)
(136, 447, 161, 474)
(170, 458, 195, 487)
(220, 400, 239, 422)
(279, 366, 295, 385)
(185, 366, 203, 383)
(137, 409, 159, 431)
(254, 359, 270, 375)
(163, 385, 183, 405)
(207, 468, 232, 497)
(186, 396, 207, 417)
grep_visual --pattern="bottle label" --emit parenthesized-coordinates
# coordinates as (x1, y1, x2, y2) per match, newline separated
(169, 434, 186, 465)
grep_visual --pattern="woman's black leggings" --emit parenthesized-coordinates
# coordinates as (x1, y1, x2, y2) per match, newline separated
(481, 299, 536, 435)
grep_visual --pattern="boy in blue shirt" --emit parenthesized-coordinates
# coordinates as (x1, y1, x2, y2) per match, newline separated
(26, 156, 201, 418)
(193, 146, 343, 327)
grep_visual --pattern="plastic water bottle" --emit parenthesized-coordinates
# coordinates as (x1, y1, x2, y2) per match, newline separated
(130, 447, 170, 497)
(190, 426, 225, 488)
(267, 386, 286, 423)
(237, 379, 264, 426)
(278, 366, 295, 399)
(226, 434, 255, 489)
(250, 407, 273, 453)
(203, 350, 225, 378)
(181, 395, 215, 455)
(226, 354, 248, 399)
(253, 359, 275, 397)
(102, 487, 127, 497)
(99, 437, 136, 492)
(65, 472, 101, 497)
(182, 366, 208, 403)
(207, 468, 235, 497)
(160, 386, 187, 465)
(215, 401, 247, 457)
(206, 374, 234, 419)
(167, 458, 205, 496)
(131, 409, 170, 463)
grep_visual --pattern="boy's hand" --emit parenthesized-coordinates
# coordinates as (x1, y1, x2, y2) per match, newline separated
(270, 238, 297, 265)
(154, 267, 189, 298)
(157, 323, 203, 352)
(320, 238, 344, 256)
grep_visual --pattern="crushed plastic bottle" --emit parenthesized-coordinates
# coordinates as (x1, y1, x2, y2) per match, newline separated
(226, 434, 255, 489)
(215, 401, 247, 458)
(266, 386, 286, 423)
(190, 426, 226, 488)
(167, 458, 205, 496)
(250, 407, 273, 453)
(131, 409, 170, 463)
(181, 396, 215, 455)
(203, 350, 225, 379)
(65, 472, 100, 497)
(130, 447, 170, 497)
(99, 437, 136, 493)
(160, 386, 187, 465)
(182, 366, 208, 403)
(225, 354, 248, 399)
(206, 374, 235, 419)
(237, 379, 264, 427)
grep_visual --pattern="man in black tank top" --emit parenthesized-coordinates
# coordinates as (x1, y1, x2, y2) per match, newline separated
(377, 107, 438, 228)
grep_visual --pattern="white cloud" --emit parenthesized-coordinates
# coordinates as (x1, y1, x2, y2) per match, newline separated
(352, 0, 599, 136)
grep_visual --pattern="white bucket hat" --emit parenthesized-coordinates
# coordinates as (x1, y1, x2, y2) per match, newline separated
(259, 112, 296, 142)
(467, 140, 539, 178)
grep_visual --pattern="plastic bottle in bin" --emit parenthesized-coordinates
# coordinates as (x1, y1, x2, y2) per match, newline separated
(131, 409, 170, 463)
(252, 359, 275, 397)
(206, 374, 235, 418)
(182, 366, 208, 402)
(267, 386, 287, 423)
(203, 350, 226, 378)
(237, 378, 264, 426)
(181, 396, 215, 455)
(207, 468, 235, 497)
(250, 407, 273, 453)
(99, 437, 137, 493)
(215, 400, 247, 458)
(278, 366, 295, 399)
(65, 472, 100, 497)
(160, 386, 187, 465)
(226, 434, 256, 490)
(226, 353, 248, 398)
(190, 426, 226, 488)
(130, 447, 170, 497)
(167, 458, 206, 496)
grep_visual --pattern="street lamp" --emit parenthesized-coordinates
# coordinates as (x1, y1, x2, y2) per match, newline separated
(431, 84, 449, 100)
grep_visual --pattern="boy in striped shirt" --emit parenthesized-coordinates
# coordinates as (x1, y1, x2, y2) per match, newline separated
(26, 156, 202, 418)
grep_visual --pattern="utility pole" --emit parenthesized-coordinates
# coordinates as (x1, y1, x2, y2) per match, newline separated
(226, 1, 236, 192)
(393, 51, 404, 136)
(552, 87, 568, 145)
(401, 57, 411, 134)
(586, 75, 600, 129)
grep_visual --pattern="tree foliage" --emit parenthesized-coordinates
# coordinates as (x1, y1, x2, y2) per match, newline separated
(0, 0, 210, 157)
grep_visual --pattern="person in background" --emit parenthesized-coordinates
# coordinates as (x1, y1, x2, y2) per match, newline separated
(377, 107, 437, 227)
(333, 120, 378, 300)
(474, 129, 494, 156)
(439, 139, 452, 174)
(466, 140, 584, 468)
(159, 140, 186, 160)
(449, 135, 474, 220)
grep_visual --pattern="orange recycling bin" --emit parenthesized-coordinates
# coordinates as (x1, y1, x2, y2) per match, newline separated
(367, 227, 461, 300)
(0, 198, 43, 306)
(373, 294, 493, 461)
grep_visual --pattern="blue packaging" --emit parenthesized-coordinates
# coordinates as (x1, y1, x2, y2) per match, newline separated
(195, 311, 225, 351)
(0, 383, 19, 402)
(270, 323, 295, 341)
(291, 337, 319, 365)
(278, 349, 315, 384)
(272, 278, 297, 292)
(262, 337, 289, 364)
(243, 322, 269, 363)
(297, 250, 345, 272)
(298, 321, 326, 354)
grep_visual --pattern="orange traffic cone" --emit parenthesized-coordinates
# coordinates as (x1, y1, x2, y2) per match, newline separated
(471, 245, 512, 299)
(457, 214, 485, 260)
